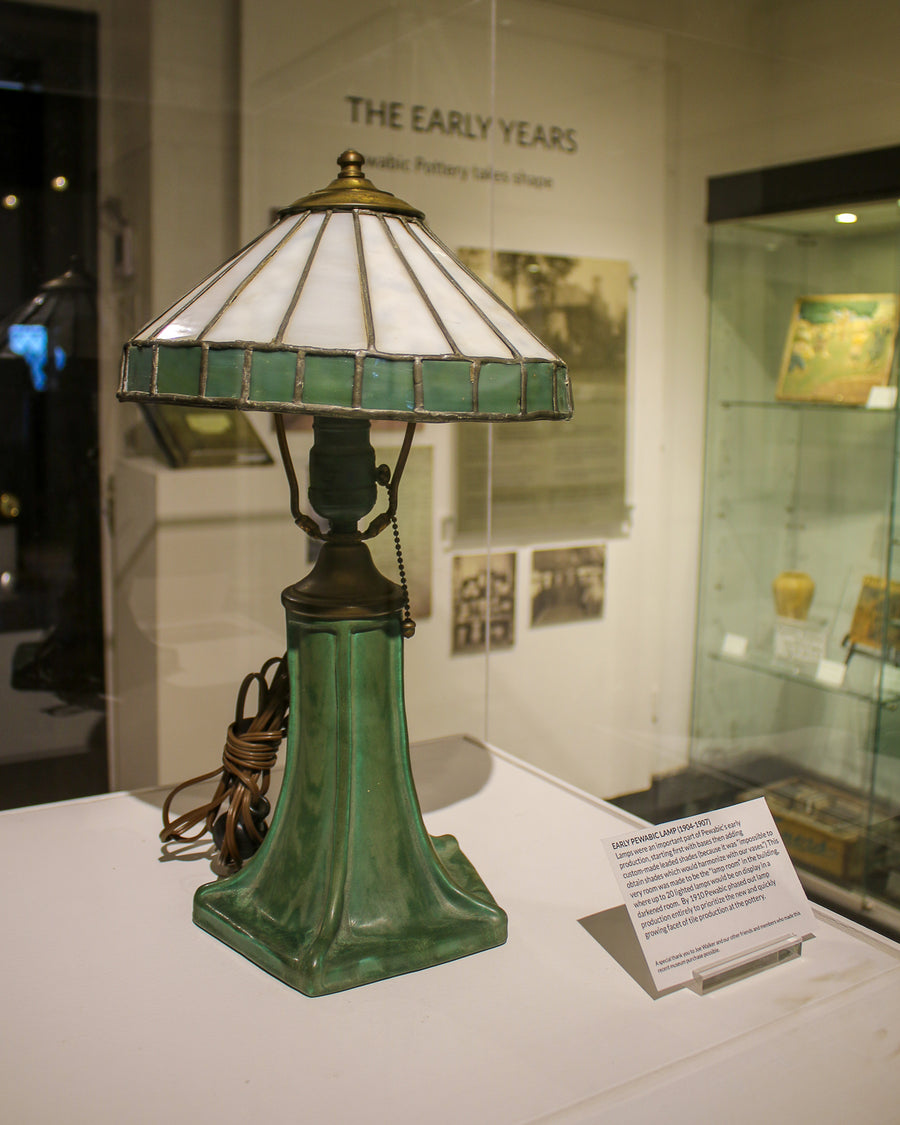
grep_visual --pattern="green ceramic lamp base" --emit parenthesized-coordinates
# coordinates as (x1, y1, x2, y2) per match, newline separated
(194, 829, 506, 996)
(193, 419, 506, 995)
(193, 600, 507, 997)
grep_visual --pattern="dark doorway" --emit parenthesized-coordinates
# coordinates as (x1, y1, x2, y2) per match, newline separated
(0, 0, 106, 807)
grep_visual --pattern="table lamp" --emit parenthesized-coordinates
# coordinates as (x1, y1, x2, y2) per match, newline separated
(118, 150, 572, 995)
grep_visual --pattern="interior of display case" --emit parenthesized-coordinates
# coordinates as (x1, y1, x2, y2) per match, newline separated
(616, 174, 900, 937)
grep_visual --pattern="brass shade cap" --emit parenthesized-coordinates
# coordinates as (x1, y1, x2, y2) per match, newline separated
(279, 150, 425, 220)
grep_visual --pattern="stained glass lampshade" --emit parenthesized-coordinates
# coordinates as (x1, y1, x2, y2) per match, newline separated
(119, 150, 570, 423)
(118, 151, 571, 996)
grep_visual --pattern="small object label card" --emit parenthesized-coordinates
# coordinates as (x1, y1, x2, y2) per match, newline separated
(603, 799, 816, 991)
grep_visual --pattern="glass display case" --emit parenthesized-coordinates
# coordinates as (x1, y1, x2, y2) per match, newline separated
(690, 189, 900, 933)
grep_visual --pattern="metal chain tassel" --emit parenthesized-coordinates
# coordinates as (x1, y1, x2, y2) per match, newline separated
(391, 512, 416, 638)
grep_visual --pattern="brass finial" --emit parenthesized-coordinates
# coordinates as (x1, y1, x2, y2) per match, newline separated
(337, 150, 365, 179)
(279, 150, 424, 220)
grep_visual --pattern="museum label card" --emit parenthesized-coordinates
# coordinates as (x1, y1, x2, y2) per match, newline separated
(865, 385, 897, 409)
(721, 632, 748, 658)
(773, 617, 827, 664)
(815, 658, 846, 688)
(603, 799, 816, 991)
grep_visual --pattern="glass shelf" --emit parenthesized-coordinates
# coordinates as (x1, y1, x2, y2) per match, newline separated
(719, 398, 897, 414)
(710, 648, 900, 706)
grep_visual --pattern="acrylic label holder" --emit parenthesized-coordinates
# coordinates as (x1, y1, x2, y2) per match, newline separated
(690, 932, 802, 994)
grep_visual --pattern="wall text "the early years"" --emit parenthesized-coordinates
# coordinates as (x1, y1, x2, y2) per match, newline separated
(346, 96, 578, 154)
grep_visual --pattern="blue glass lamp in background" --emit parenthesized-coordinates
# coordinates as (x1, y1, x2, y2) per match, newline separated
(118, 151, 572, 996)
(0, 259, 93, 391)
(0, 260, 103, 700)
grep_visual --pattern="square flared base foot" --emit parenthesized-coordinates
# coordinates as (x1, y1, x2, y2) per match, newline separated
(193, 833, 508, 996)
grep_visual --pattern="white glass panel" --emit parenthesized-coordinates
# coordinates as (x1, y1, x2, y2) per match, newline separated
(386, 218, 513, 360)
(359, 214, 451, 355)
(205, 212, 325, 342)
(140, 215, 306, 342)
(281, 212, 367, 350)
(410, 224, 557, 360)
(136, 255, 235, 341)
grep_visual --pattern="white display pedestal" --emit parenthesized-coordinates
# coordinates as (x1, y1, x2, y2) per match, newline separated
(3, 735, 900, 1124)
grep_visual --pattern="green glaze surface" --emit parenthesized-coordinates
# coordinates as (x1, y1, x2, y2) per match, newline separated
(193, 606, 507, 995)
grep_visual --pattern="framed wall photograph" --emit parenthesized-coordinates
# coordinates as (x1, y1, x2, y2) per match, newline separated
(776, 293, 899, 404)
(451, 553, 516, 655)
(530, 545, 605, 627)
(456, 250, 630, 540)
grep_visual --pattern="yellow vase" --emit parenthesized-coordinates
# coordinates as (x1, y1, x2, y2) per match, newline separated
(772, 571, 815, 620)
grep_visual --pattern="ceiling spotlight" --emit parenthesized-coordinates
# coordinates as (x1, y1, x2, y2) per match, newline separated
(51, 176, 69, 192)
(2, 194, 19, 210)
(835, 212, 857, 224)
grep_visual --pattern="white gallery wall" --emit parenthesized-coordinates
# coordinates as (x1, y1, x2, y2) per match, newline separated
(96, 0, 900, 793)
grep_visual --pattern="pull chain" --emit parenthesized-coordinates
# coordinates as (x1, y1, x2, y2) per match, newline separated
(377, 458, 415, 639)
(392, 513, 416, 638)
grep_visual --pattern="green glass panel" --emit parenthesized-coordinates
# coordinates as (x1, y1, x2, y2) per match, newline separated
(303, 354, 355, 408)
(249, 349, 297, 404)
(478, 362, 521, 415)
(557, 368, 573, 414)
(526, 361, 554, 413)
(156, 346, 202, 396)
(125, 345, 153, 393)
(421, 359, 473, 413)
(205, 348, 246, 399)
(361, 357, 415, 412)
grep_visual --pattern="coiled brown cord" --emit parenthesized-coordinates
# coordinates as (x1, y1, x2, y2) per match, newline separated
(160, 655, 289, 869)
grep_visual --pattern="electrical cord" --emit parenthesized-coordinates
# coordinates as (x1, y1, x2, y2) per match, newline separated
(160, 655, 289, 869)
